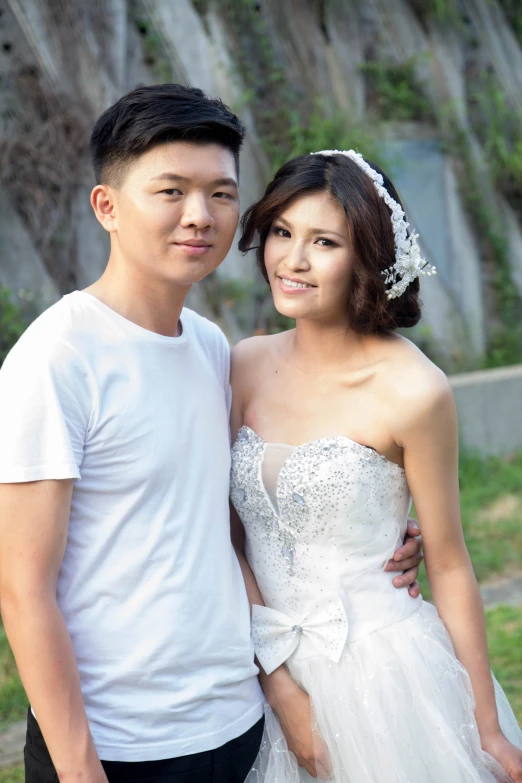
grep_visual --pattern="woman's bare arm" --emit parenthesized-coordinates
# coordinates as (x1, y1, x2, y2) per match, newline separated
(399, 372, 522, 780)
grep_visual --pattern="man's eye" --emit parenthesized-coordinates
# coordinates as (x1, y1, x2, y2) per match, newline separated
(161, 189, 182, 196)
(214, 192, 233, 200)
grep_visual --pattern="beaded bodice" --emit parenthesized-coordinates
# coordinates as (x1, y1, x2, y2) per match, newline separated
(230, 426, 422, 671)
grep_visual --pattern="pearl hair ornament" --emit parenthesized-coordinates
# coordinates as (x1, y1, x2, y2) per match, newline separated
(310, 149, 436, 299)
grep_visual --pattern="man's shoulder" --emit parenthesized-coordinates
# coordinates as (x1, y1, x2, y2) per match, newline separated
(183, 308, 230, 352)
(3, 294, 91, 372)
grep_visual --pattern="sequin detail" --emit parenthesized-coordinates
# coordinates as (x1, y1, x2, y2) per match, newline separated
(230, 426, 407, 582)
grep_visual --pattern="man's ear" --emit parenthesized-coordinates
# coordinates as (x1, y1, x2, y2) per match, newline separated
(91, 184, 118, 233)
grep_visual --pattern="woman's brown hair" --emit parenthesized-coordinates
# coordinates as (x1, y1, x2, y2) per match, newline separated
(239, 153, 421, 333)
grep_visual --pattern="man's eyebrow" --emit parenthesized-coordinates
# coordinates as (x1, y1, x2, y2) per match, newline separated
(276, 215, 345, 239)
(150, 173, 238, 188)
(212, 177, 239, 188)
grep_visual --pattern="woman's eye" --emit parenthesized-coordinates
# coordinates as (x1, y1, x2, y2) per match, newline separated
(273, 226, 290, 238)
(316, 237, 336, 247)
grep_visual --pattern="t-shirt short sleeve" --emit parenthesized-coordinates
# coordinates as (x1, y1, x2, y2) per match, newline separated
(222, 338, 232, 420)
(0, 333, 91, 483)
(214, 325, 232, 428)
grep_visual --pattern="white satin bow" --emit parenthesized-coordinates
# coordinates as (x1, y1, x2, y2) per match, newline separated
(252, 602, 349, 675)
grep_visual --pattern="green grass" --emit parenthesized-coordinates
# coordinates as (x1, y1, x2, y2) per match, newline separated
(418, 450, 522, 599)
(486, 605, 522, 724)
(0, 627, 27, 729)
(0, 766, 23, 782)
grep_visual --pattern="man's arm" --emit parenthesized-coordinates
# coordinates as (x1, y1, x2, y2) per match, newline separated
(0, 480, 107, 783)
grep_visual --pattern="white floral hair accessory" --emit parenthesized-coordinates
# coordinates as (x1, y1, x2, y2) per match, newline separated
(310, 149, 436, 299)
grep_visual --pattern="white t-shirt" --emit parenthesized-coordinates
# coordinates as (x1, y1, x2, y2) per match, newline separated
(0, 292, 263, 761)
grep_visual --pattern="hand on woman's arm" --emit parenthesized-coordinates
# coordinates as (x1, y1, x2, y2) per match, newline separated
(384, 517, 423, 597)
(400, 376, 522, 781)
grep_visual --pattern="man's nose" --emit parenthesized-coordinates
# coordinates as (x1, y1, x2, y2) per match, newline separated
(180, 193, 214, 229)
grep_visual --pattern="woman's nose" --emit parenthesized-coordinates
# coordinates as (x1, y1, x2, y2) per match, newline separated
(285, 241, 311, 271)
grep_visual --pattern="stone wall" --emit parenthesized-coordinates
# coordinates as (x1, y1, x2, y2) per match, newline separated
(1, 0, 522, 366)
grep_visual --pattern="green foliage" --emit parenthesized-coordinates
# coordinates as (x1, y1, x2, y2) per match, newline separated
(0, 625, 27, 728)
(472, 78, 522, 205)
(408, 0, 461, 24)
(418, 450, 522, 599)
(217, 0, 295, 166)
(130, 4, 174, 82)
(0, 289, 27, 367)
(429, 0, 457, 17)
(269, 104, 386, 173)
(0, 766, 24, 783)
(484, 327, 522, 369)
(458, 450, 522, 582)
(498, 0, 522, 46)
(215, 2, 388, 172)
(191, 0, 209, 15)
(442, 117, 522, 367)
(359, 58, 432, 122)
(486, 605, 522, 722)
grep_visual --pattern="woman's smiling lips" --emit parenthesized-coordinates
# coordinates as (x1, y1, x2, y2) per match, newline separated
(278, 275, 316, 294)
(173, 239, 213, 256)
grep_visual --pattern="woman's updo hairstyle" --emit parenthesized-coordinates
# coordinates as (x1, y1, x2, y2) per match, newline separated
(239, 153, 422, 333)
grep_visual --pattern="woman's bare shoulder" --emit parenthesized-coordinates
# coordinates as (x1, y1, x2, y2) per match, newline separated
(231, 331, 289, 385)
(232, 332, 287, 368)
(379, 334, 454, 419)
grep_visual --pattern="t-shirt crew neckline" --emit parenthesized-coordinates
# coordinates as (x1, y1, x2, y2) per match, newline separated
(71, 290, 189, 346)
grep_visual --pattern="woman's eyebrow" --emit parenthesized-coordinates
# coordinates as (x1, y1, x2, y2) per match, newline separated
(276, 215, 345, 239)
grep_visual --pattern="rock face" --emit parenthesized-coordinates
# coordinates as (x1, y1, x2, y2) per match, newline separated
(1, 0, 522, 366)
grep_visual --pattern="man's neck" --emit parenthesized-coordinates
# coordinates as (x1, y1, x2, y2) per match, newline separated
(84, 265, 189, 338)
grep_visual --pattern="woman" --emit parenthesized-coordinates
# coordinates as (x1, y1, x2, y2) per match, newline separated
(229, 150, 522, 782)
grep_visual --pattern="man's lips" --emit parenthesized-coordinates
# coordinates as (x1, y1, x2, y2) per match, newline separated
(176, 239, 212, 246)
(173, 240, 213, 256)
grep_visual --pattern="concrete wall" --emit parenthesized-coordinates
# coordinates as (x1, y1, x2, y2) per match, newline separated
(450, 365, 522, 457)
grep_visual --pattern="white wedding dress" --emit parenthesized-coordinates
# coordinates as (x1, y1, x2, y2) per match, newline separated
(230, 425, 522, 782)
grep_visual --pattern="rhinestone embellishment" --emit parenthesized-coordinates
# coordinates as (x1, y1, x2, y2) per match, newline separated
(292, 625, 303, 635)
(230, 426, 408, 588)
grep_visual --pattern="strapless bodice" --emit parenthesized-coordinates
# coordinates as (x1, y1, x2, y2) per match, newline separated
(230, 426, 422, 673)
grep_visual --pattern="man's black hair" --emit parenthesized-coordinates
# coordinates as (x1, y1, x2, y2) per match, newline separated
(90, 83, 246, 185)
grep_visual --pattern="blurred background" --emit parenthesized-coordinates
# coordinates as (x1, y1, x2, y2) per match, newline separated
(0, 0, 521, 775)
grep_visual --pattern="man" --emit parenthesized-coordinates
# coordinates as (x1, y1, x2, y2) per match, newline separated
(0, 84, 422, 782)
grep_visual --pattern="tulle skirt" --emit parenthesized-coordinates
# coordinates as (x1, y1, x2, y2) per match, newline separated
(246, 602, 522, 782)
